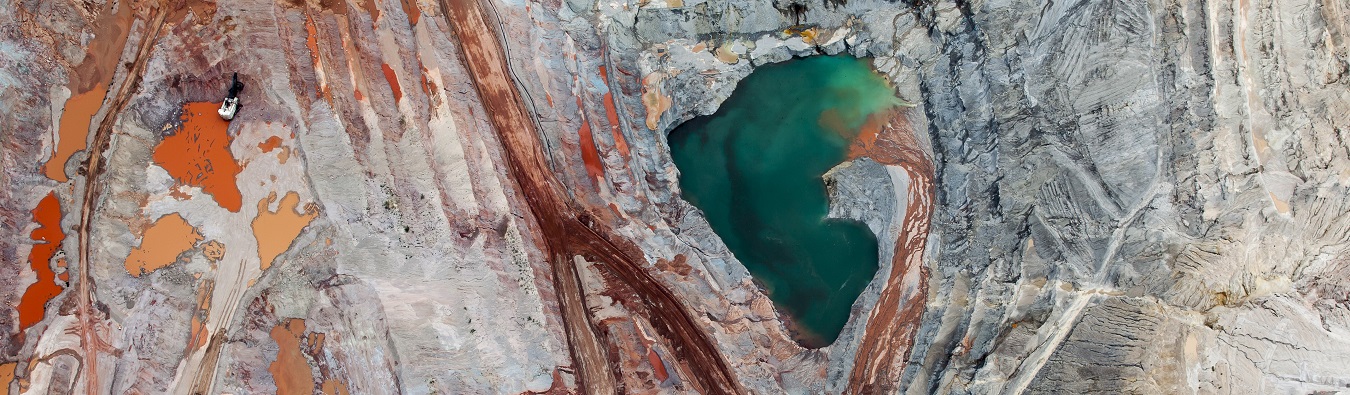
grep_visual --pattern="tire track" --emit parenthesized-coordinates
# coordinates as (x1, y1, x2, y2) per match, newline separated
(74, 5, 167, 394)
(439, 0, 744, 392)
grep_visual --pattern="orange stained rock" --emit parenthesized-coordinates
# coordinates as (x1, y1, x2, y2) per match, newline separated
(186, 279, 215, 353)
(382, 63, 403, 102)
(420, 68, 431, 96)
(400, 0, 420, 25)
(253, 192, 319, 270)
(360, 0, 380, 23)
(56, 257, 69, 283)
(152, 102, 244, 212)
(0, 362, 13, 395)
(18, 192, 65, 333)
(303, 16, 327, 100)
(321, 379, 350, 395)
(597, 66, 630, 158)
(647, 348, 669, 382)
(123, 213, 203, 277)
(44, 84, 108, 181)
(574, 95, 604, 185)
(641, 73, 672, 130)
(259, 136, 284, 153)
(202, 240, 226, 263)
(269, 319, 315, 395)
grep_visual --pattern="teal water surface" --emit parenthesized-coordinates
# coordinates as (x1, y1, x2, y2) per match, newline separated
(669, 56, 903, 346)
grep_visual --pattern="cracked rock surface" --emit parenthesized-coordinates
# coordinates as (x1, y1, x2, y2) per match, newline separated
(0, 0, 1348, 393)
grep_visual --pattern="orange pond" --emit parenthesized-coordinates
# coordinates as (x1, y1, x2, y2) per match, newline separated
(123, 213, 203, 277)
(44, 85, 108, 182)
(153, 102, 243, 212)
(18, 192, 65, 333)
(269, 319, 315, 395)
(0, 362, 15, 394)
(253, 192, 319, 270)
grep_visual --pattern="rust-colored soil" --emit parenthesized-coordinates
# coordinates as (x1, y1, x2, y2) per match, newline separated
(575, 94, 604, 184)
(202, 240, 226, 262)
(647, 348, 669, 382)
(844, 108, 934, 394)
(259, 136, 284, 152)
(123, 213, 203, 277)
(320, 379, 350, 395)
(44, 85, 108, 182)
(269, 319, 316, 395)
(74, 7, 169, 393)
(400, 0, 421, 25)
(597, 66, 630, 158)
(382, 63, 403, 102)
(640, 73, 671, 130)
(152, 102, 244, 212)
(186, 279, 215, 354)
(442, 0, 743, 392)
(252, 192, 319, 270)
(0, 362, 15, 395)
(17, 192, 65, 334)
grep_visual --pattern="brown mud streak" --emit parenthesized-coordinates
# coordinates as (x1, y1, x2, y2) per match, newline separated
(440, 0, 743, 393)
(844, 108, 934, 394)
(75, 7, 168, 394)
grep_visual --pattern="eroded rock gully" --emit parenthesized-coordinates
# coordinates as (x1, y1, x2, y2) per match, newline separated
(0, 0, 1347, 394)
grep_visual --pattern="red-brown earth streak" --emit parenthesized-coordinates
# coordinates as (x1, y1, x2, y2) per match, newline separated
(73, 5, 169, 394)
(844, 107, 935, 394)
(440, 0, 744, 393)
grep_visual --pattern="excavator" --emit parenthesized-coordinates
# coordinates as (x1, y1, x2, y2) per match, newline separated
(217, 72, 244, 120)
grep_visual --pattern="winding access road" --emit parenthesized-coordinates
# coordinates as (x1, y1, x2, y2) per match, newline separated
(440, 0, 744, 393)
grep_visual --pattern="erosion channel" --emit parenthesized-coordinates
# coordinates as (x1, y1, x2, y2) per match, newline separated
(669, 55, 906, 346)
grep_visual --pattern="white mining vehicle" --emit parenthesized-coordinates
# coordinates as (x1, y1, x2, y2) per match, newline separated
(218, 72, 244, 120)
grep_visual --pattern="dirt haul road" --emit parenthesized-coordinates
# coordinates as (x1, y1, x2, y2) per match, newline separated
(440, 0, 745, 393)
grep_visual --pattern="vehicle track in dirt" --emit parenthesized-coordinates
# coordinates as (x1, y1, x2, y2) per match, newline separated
(440, 0, 744, 392)
(74, 5, 168, 394)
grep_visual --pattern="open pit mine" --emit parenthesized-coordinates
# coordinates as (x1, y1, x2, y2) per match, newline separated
(2, 0, 1349, 393)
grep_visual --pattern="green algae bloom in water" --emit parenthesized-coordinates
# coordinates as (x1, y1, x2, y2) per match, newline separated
(670, 56, 905, 346)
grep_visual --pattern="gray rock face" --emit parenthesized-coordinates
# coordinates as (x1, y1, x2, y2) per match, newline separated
(1, 0, 1347, 393)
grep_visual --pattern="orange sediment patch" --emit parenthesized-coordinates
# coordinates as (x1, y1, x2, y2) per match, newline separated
(43, 0, 135, 181)
(259, 136, 284, 152)
(186, 279, 215, 353)
(360, 0, 381, 23)
(842, 109, 888, 157)
(640, 72, 672, 130)
(152, 102, 244, 212)
(44, 84, 108, 182)
(202, 240, 226, 262)
(321, 379, 350, 395)
(597, 66, 630, 157)
(304, 16, 329, 101)
(420, 67, 432, 96)
(124, 213, 202, 277)
(647, 349, 669, 382)
(400, 0, 421, 25)
(56, 257, 69, 283)
(18, 192, 65, 334)
(382, 63, 402, 102)
(269, 319, 316, 395)
(574, 95, 604, 184)
(846, 107, 928, 167)
(843, 108, 934, 394)
(0, 362, 14, 395)
(252, 192, 319, 270)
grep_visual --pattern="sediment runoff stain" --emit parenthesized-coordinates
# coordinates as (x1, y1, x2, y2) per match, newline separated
(669, 56, 905, 346)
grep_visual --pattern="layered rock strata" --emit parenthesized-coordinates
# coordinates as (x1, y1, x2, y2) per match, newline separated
(0, 0, 1347, 394)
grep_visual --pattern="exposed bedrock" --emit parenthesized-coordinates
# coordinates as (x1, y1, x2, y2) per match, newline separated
(0, 0, 1348, 393)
